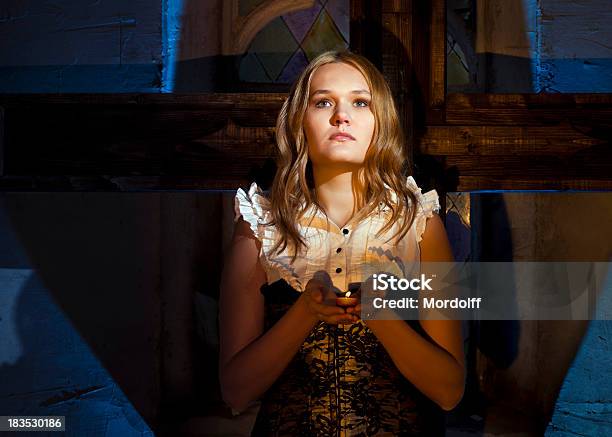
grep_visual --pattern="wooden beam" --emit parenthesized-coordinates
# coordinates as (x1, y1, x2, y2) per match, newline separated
(349, 0, 382, 67)
(421, 125, 607, 156)
(1, 90, 611, 192)
(412, 0, 446, 124)
(429, 0, 446, 111)
(422, 93, 612, 191)
(380, 0, 414, 170)
(454, 176, 612, 192)
(0, 94, 284, 191)
(445, 93, 612, 126)
(444, 154, 611, 180)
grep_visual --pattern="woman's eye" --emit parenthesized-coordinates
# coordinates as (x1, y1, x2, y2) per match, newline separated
(314, 99, 332, 108)
(354, 100, 370, 107)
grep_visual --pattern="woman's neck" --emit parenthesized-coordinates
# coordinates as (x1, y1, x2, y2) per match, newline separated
(312, 166, 366, 227)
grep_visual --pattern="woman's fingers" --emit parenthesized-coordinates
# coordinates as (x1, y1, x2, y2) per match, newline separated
(310, 288, 323, 303)
(312, 301, 344, 317)
(312, 302, 357, 324)
(346, 304, 362, 314)
(303, 278, 360, 324)
(319, 313, 358, 324)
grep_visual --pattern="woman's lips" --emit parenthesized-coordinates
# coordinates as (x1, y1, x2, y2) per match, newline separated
(329, 132, 355, 141)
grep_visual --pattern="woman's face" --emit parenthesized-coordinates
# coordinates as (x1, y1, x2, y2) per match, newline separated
(303, 62, 375, 170)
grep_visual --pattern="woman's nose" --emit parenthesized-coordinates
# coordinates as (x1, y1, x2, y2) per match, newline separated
(331, 107, 351, 126)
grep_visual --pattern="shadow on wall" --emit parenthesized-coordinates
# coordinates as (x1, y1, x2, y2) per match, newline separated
(466, 192, 612, 435)
(0, 194, 161, 433)
(474, 0, 535, 93)
(447, 0, 536, 93)
(0, 192, 229, 435)
(0, 270, 154, 437)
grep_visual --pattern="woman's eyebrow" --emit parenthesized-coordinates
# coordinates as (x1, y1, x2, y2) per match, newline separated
(310, 89, 372, 97)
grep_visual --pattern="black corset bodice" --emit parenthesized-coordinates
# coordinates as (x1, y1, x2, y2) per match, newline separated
(250, 279, 445, 437)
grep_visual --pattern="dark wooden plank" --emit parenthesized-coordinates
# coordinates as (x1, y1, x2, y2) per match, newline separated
(381, 11, 413, 93)
(0, 93, 286, 106)
(349, 0, 382, 67)
(445, 154, 611, 178)
(456, 176, 612, 192)
(352, 0, 416, 169)
(382, 0, 411, 12)
(420, 125, 608, 156)
(381, 6, 414, 167)
(441, 153, 612, 192)
(445, 93, 612, 126)
(0, 93, 285, 127)
(0, 94, 281, 186)
(411, 0, 430, 127)
(0, 175, 258, 191)
(412, 0, 446, 124)
(1, 90, 611, 191)
(429, 0, 446, 110)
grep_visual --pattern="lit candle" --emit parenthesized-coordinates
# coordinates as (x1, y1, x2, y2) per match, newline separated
(336, 290, 358, 307)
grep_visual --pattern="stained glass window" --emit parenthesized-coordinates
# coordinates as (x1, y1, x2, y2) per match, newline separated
(239, 0, 349, 84)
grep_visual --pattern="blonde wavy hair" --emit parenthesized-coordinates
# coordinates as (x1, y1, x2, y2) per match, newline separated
(264, 50, 418, 263)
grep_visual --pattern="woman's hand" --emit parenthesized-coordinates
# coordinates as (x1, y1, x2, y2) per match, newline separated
(301, 278, 358, 325)
(345, 275, 396, 321)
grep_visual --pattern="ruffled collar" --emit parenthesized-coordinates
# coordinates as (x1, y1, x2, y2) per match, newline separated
(246, 175, 421, 220)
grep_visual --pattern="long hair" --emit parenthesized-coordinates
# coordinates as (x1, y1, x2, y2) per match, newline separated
(264, 50, 418, 263)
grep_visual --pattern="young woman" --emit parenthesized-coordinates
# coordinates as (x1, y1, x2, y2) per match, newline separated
(219, 51, 465, 436)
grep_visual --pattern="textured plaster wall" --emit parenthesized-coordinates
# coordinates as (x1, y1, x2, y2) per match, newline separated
(539, 0, 612, 92)
(0, 0, 162, 92)
(476, 0, 612, 92)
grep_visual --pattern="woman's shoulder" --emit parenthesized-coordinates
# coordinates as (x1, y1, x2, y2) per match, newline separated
(233, 182, 308, 291)
(385, 176, 440, 212)
(406, 176, 440, 211)
(404, 176, 442, 243)
(233, 181, 272, 235)
(406, 176, 440, 243)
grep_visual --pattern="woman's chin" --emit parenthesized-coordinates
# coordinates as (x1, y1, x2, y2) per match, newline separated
(317, 155, 367, 167)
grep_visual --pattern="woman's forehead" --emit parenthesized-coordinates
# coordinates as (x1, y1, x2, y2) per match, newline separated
(309, 62, 370, 93)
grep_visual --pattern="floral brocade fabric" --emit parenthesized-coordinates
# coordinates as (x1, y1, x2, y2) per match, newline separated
(250, 280, 445, 437)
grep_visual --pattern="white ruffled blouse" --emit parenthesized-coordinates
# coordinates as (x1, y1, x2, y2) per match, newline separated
(233, 176, 440, 294)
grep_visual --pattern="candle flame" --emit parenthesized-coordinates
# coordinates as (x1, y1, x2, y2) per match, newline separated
(345, 291, 351, 297)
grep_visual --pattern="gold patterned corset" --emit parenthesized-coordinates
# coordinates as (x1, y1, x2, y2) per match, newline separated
(251, 280, 445, 437)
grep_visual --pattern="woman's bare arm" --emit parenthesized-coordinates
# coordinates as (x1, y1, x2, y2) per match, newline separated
(349, 214, 465, 411)
(218, 218, 352, 412)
